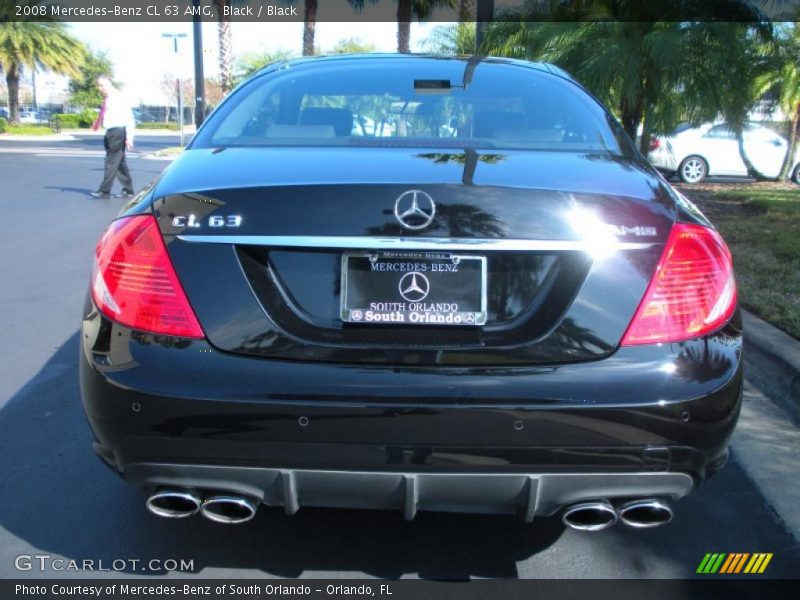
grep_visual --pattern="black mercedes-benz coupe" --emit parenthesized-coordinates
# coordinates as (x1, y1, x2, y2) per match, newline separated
(80, 55, 741, 529)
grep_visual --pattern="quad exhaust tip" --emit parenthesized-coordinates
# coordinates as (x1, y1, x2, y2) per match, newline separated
(146, 490, 201, 519)
(618, 498, 673, 528)
(562, 500, 618, 531)
(200, 495, 259, 524)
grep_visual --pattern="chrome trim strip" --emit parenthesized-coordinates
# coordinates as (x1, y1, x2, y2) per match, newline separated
(176, 235, 655, 252)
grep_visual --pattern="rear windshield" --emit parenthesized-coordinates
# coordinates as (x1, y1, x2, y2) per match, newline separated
(192, 59, 627, 153)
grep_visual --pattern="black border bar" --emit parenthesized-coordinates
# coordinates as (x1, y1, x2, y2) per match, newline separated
(5, 579, 800, 600)
(4, 0, 800, 23)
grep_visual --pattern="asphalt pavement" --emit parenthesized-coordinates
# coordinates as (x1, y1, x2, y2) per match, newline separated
(0, 134, 798, 580)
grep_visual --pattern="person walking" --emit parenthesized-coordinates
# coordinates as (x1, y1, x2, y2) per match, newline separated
(91, 77, 136, 199)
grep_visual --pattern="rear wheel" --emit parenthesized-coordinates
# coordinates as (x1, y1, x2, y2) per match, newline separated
(792, 164, 800, 185)
(679, 156, 708, 184)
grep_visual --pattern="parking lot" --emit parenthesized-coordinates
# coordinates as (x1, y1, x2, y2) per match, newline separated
(0, 134, 798, 579)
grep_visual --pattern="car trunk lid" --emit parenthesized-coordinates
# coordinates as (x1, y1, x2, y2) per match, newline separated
(154, 147, 675, 365)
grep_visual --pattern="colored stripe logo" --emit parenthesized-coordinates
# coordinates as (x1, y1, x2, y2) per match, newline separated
(696, 553, 773, 574)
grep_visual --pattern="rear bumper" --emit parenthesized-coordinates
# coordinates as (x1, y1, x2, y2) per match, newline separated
(123, 463, 694, 521)
(80, 304, 743, 517)
(647, 149, 678, 172)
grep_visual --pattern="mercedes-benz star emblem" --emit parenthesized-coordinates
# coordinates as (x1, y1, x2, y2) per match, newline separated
(394, 190, 436, 230)
(398, 272, 430, 302)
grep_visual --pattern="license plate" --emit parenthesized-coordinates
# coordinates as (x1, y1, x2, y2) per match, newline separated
(341, 252, 487, 326)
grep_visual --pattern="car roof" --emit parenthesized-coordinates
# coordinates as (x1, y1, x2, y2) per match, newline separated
(253, 53, 569, 81)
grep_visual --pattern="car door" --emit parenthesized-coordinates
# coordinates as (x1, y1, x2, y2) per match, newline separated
(744, 127, 786, 178)
(701, 125, 746, 175)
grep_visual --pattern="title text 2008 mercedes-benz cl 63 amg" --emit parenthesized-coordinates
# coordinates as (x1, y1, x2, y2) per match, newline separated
(80, 55, 741, 529)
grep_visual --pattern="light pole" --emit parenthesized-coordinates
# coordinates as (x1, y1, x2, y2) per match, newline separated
(192, 0, 205, 128)
(162, 32, 188, 145)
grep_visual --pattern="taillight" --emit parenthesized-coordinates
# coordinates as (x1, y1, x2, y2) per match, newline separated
(91, 215, 204, 339)
(649, 138, 661, 151)
(621, 223, 736, 346)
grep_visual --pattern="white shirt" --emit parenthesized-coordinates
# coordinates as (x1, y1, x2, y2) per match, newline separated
(101, 90, 136, 140)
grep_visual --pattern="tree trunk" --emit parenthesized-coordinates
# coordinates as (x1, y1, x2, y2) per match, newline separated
(6, 64, 20, 124)
(459, 0, 476, 22)
(736, 131, 778, 181)
(639, 113, 653, 156)
(397, 0, 412, 54)
(461, 148, 478, 185)
(216, 0, 233, 93)
(619, 96, 643, 143)
(303, 0, 317, 56)
(639, 131, 653, 155)
(778, 104, 799, 181)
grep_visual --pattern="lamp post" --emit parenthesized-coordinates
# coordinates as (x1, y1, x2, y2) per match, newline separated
(192, 0, 205, 128)
(162, 32, 188, 145)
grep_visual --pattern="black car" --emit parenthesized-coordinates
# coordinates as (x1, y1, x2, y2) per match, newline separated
(80, 55, 741, 529)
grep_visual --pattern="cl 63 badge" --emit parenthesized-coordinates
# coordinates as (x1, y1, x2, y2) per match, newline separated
(171, 214, 243, 228)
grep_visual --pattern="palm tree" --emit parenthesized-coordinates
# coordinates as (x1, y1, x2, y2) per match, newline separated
(213, 0, 236, 93)
(303, 1, 378, 58)
(485, 20, 681, 147)
(303, 0, 318, 56)
(459, 0, 476, 22)
(710, 23, 783, 180)
(0, 2, 85, 124)
(483, 2, 767, 153)
(753, 24, 800, 181)
(422, 22, 476, 54)
(457, 0, 477, 53)
(397, 0, 458, 54)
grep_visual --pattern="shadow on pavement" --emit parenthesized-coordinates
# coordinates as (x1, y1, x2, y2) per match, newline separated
(0, 333, 566, 579)
(44, 186, 98, 195)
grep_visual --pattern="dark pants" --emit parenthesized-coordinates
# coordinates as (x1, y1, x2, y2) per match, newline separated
(99, 127, 133, 193)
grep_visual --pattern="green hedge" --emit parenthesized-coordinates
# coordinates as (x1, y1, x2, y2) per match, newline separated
(55, 109, 99, 129)
(55, 114, 82, 128)
(0, 118, 7, 134)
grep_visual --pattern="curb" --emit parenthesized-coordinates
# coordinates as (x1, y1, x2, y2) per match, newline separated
(63, 129, 195, 137)
(742, 310, 800, 404)
(141, 153, 177, 161)
(0, 134, 77, 141)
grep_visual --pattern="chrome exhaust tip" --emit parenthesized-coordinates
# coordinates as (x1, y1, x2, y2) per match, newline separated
(146, 490, 201, 518)
(562, 500, 618, 531)
(200, 495, 259, 524)
(618, 499, 673, 528)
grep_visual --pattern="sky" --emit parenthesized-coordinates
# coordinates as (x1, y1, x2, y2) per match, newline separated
(32, 20, 440, 106)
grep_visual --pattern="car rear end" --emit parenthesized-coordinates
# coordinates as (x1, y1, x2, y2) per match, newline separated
(646, 134, 680, 173)
(80, 56, 742, 529)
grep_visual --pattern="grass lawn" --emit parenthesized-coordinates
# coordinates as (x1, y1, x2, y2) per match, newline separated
(0, 125, 55, 135)
(676, 182, 800, 339)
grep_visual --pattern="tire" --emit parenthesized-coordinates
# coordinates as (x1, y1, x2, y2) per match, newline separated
(678, 156, 708, 184)
(792, 165, 800, 185)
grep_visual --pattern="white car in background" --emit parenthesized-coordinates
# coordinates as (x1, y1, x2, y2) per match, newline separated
(18, 111, 46, 125)
(648, 122, 800, 184)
